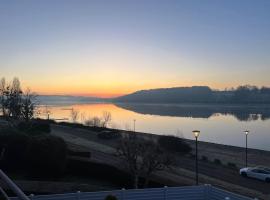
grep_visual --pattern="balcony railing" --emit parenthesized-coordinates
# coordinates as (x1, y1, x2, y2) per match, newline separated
(0, 170, 30, 200)
(0, 169, 255, 200)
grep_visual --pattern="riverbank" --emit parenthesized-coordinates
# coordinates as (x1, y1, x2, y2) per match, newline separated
(123, 126, 270, 168)
(53, 122, 270, 168)
(184, 138, 270, 168)
(30, 102, 270, 151)
(1, 120, 270, 198)
(134, 127, 270, 167)
(50, 123, 270, 199)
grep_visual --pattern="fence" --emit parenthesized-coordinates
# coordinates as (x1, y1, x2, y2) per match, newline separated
(0, 169, 255, 200)
(210, 187, 253, 200)
(9, 185, 254, 200)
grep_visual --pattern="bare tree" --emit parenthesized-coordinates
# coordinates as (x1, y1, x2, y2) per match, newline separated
(0, 77, 23, 119)
(21, 88, 38, 122)
(84, 117, 92, 126)
(70, 108, 79, 123)
(11, 77, 21, 93)
(0, 77, 39, 122)
(93, 117, 102, 126)
(101, 111, 112, 128)
(0, 77, 7, 117)
(84, 115, 106, 127)
(80, 112, 86, 122)
(8, 77, 23, 119)
(92, 116, 102, 127)
(117, 133, 173, 188)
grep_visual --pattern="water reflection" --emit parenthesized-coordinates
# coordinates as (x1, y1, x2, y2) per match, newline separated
(37, 103, 270, 150)
(115, 103, 270, 121)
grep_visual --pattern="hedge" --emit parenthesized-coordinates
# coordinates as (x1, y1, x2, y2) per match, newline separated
(158, 135, 192, 154)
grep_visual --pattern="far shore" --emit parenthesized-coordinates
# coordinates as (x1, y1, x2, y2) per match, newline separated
(38, 100, 270, 107)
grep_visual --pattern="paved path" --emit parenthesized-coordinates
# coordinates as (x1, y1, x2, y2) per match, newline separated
(51, 125, 116, 154)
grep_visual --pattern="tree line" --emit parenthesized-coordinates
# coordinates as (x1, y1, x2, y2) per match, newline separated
(70, 109, 112, 128)
(0, 77, 37, 122)
(115, 85, 270, 104)
(0, 77, 67, 177)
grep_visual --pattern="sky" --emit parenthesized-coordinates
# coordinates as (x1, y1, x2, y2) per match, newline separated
(0, 0, 270, 97)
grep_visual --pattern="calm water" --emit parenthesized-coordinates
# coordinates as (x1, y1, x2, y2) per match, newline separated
(38, 103, 270, 151)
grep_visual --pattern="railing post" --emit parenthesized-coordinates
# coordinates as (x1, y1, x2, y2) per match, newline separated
(204, 184, 211, 199)
(121, 188, 125, 200)
(29, 194, 34, 200)
(0, 187, 10, 200)
(77, 191, 81, 200)
(0, 170, 30, 200)
(164, 186, 167, 200)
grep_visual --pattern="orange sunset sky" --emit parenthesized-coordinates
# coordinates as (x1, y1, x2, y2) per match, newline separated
(1, 1, 270, 98)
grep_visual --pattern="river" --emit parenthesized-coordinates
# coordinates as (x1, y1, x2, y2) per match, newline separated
(38, 102, 270, 151)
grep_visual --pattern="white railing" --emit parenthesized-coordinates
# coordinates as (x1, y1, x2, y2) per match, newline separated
(0, 170, 255, 200)
(210, 187, 253, 200)
(0, 170, 30, 200)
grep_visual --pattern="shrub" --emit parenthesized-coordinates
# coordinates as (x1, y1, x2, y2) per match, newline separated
(104, 195, 118, 200)
(85, 117, 102, 127)
(0, 128, 30, 170)
(17, 120, 51, 135)
(68, 149, 91, 158)
(57, 121, 110, 132)
(67, 159, 133, 187)
(227, 162, 237, 168)
(201, 155, 208, 162)
(0, 127, 67, 176)
(214, 159, 222, 165)
(26, 135, 67, 176)
(158, 135, 192, 154)
(189, 154, 195, 159)
(98, 131, 121, 140)
(88, 126, 108, 132)
(58, 122, 85, 129)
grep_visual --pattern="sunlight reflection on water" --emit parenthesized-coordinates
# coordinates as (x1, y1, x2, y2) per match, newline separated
(38, 103, 270, 151)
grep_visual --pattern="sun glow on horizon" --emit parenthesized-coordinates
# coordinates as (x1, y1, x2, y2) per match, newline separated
(1, 1, 270, 97)
(19, 79, 267, 98)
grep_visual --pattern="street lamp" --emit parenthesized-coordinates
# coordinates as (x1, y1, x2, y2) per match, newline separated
(44, 106, 51, 120)
(133, 119, 136, 132)
(244, 130, 249, 167)
(193, 130, 200, 185)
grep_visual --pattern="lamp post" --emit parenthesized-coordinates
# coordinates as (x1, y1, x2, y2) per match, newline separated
(133, 119, 136, 132)
(193, 130, 200, 185)
(244, 130, 249, 167)
(45, 106, 51, 120)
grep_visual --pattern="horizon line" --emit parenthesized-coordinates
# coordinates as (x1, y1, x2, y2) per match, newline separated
(36, 84, 270, 98)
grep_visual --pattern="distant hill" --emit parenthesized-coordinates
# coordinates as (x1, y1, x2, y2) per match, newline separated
(114, 86, 214, 103)
(114, 86, 270, 104)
